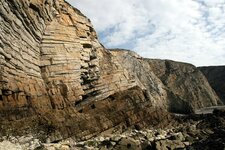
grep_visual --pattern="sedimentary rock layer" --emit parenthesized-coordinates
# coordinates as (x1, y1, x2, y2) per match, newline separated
(148, 59, 222, 113)
(0, 0, 221, 141)
(111, 51, 221, 114)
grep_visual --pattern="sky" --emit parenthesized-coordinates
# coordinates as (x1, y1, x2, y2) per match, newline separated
(66, 0, 225, 66)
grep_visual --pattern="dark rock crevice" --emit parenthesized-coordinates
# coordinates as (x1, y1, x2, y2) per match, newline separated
(199, 66, 225, 104)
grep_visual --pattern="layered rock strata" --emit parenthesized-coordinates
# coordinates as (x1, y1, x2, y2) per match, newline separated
(2, 109, 225, 150)
(0, 0, 169, 140)
(111, 51, 221, 113)
(0, 0, 221, 141)
(147, 59, 222, 113)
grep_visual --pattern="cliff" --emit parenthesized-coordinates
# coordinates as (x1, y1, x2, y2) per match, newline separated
(0, 0, 221, 141)
(111, 52, 221, 114)
(199, 66, 225, 104)
(147, 59, 222, 113)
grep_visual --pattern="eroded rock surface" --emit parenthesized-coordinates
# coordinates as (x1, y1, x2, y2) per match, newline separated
(0, 0, 222, 142)
(0, 0, 170, 140)
(2, 109, 224, 150)
(148, 59, 222, 113)
(111, 51, 221, 114)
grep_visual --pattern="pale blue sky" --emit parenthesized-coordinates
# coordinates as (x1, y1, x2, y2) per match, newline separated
(67, 0, 225, 66)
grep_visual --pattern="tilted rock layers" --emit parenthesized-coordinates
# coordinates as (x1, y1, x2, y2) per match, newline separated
(111, 51, 221, 113)
(147, 59, 222, 113)
(0, 0, 221, 141)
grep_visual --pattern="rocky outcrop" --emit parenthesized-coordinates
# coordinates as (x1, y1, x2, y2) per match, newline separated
(2, 109, 225, 150)
(0, 0, 169, 140)
(0, 0, 171, 141)
(0, 0, 222, 142)
(199, 66, 225, 104)
(147, 59, 222, 113)
(110, 51, 221, 114)
(110, 49, 168, 109)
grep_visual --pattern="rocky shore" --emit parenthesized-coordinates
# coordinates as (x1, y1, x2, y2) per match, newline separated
(0, 109, 224, 150)
(0, 0, 224, 149)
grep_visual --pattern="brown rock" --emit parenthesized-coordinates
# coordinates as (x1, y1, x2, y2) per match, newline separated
(148, 59, 221, 113)
(114, 137, 142, 150)
(0, 0, 222, 142)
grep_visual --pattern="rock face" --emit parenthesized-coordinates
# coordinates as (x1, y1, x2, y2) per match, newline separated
(148, 59, 222, 113)
(199, 66, 225, 104)
(0, 0, 221, 141)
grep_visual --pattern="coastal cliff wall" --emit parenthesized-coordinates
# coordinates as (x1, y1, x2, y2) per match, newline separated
(0, 0, 221, 141)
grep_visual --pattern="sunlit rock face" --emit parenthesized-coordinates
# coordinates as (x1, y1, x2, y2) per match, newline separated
(111, 51, 221, 114)
(0, 0, 221, 141)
